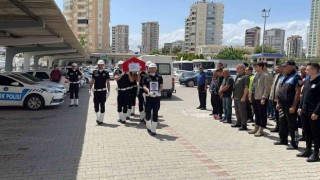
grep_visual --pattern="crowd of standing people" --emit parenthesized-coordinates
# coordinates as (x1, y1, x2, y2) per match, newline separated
(197, 60, 320, 162)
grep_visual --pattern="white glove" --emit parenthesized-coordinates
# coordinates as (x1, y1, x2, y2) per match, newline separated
(106, 91, 110, 99)
(89, 90, 92, 96)
(156, 93, 161, 97)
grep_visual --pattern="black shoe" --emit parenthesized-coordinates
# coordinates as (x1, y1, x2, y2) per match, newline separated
(120, 121, 126, 124)
(270, 128, 279, 132)
(223, 120, 232, 124)
(140, 119, 145, 123)
(97, 122, 103, 125)
(131, 113, 134, 116)
(286, 143, 298, 150)
(147, 129, 151, 133)
(239, 126, 248, 131)
(298, 137, 306, 142)
(117, 119, 121, 122)
(150, 132, 156, 136)
(197, 106, 202, 109)
(75, 104, 79, 107)
(274, 141, 288, 145)
(126, 117, 130, 120)
(96, 120, 99, 124)
(231, 124, 241, 128)
(69, 104, 74, 107)
(307, 152, 320, 162)
(297, 149, 313, 158)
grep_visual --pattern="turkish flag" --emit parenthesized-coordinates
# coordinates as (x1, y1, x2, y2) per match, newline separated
(122, 57, 146, 72)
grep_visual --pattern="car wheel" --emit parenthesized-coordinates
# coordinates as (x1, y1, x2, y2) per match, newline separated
(167, 93, 172, 98)
(24, 94, 44, 110)
(187, 80, 195, 87)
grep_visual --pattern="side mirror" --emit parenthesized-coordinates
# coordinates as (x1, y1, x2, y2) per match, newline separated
(11, 82, 19, 86)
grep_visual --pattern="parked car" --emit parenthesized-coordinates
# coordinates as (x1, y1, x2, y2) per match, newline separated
(106, 69, 114, 80)
(0, 73, 64, 110)
(11, 72, 67, 95)
(179, 71, 213, 87)
(174, 70, 186, 82)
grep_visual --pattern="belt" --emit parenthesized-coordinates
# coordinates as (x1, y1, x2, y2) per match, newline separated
(132, 85, 138, 88)
(70, 81, 80, 84)
(145, 94, 161, 98)
(118, 88, 129, 91)
(94, 88, 107, 91)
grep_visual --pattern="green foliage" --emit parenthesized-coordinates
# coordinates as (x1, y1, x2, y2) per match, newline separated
(150, 49, 161, 55)
(216, 46, 248, 60)
(253, 45, 277, 54)
(79, 35, 87, 48)
(161, 47, 170, 55)
(176, 53, 205, 61)
(172, 46, 182, 55)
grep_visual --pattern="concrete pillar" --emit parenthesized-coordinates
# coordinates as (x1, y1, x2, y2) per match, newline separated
(5, 48, 17, 72)
(23, 53, 33, 71)
(34, 55, 41, 70)
(48, 56, 55, 69)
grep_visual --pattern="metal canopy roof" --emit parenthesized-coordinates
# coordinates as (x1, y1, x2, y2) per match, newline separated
(0, 0, 88, 60)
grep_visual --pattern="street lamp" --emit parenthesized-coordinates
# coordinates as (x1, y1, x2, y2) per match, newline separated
(261, 8, 271, 56)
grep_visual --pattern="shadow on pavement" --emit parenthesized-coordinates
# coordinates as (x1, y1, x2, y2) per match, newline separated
(99, 123, 120, 128)
(161, 95, 183, 101)
(153, 133, 178, 141)
(0, 87, 90, 179)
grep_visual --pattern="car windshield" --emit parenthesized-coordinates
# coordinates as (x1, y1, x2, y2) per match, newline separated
(8, 74, 37, 85)
(15, 73, 42, 82)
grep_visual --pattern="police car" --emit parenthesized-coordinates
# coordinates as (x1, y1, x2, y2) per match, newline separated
(0, 73, 64, 110)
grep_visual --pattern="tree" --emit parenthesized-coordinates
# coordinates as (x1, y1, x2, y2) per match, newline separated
(253, 45, 277, 54)
(161, 47, 170, 55)
(216, 46, 248, 60)
(79, 35, 87, 48)
(150, 49, 160, 55)
(172, 46, 182, 55)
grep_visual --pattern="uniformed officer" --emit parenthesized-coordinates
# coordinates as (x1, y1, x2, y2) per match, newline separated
(126, 72, 138, 119)
(137, 69, 147, 123)
(275, 60, 302, 150)
(66, 63, 83, 106)
(143, 63, 163, 136)
(297, 62, 320, 162)
(114, 60, 134, 124)
(89, 60, 110, 125)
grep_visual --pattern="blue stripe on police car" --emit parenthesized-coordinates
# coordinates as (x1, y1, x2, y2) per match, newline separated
(0, 89, 29, 101)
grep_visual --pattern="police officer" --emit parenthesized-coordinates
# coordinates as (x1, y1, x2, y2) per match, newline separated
(126, 72, 137, 119)
(275, 60, 302, 150)
(66, 63, 83, 106)
(297, 62, 320, 162)
(136, 62, 151, 123)
(89, 60, 110, 125)
(114, 60, 134, 124)
(143, 63, 163, 136)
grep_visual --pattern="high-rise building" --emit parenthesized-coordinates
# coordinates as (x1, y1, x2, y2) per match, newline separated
(308, 0, 320, 57)
(172, 40, 185, 52)
(263, 28, 285, 54)
(184, 1, 224, 53)
(112, 25, 129, 53)
(63, 0, 110, 54)
(286, 35, 303, 58)
(141, 22, 159, 54)
(245, 27, 261, 47)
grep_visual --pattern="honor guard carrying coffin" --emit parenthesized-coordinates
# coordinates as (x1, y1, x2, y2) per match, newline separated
(89, 60, 110, 125)
(66, 63, 83, 107)
(143, 63, 163, 136)
(126, 72, 138, 119)
(114, 61, 134, 124)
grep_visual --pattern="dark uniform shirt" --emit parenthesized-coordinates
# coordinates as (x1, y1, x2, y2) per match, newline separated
(278, 70, 302, 109)
(144, 73, 163, 93)
(233, 72, 249, 100)
(300, 76, 320, 115)
(214, 76, 224, 95)
(114, 70, 130, 89)
(92, 70, 110, 89)
(139, 72, 147, 87)
(67, 69, 82, 82)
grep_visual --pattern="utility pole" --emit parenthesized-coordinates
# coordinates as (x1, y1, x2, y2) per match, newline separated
(261, 9, 271, 55)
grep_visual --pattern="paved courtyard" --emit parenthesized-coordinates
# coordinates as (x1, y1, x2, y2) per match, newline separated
(0, 81, 320, 180)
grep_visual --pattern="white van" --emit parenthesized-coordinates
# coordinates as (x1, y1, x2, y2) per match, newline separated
(138, 55, 175, 98)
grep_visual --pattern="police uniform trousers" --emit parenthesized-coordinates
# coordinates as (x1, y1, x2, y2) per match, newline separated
(94, 91, 107, 113)
(128, 87, 137, 110)
(138, 88, 145, 112)
(145, 96, 160, 122)
(301, 112, 320, 152)
(117, 90, 129, 113)
(198, 85, 207, 108)
(279, 108, 298, 144)
(69, 83, 79, 99)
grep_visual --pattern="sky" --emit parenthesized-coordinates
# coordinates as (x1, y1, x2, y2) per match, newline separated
(55, 0, 311, 52)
